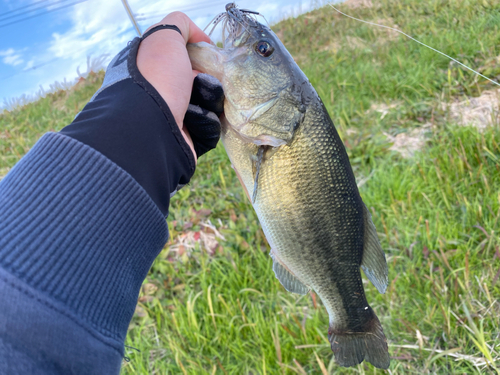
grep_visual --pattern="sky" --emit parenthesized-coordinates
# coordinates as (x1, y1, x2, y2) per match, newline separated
(0, 0, 331, 108)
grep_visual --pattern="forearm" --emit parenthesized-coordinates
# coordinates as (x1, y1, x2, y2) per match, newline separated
(0, 133, 169, 373)
(0, 35, 193, 374)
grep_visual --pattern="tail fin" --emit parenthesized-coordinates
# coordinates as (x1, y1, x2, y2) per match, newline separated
(328, 314, 390, 369)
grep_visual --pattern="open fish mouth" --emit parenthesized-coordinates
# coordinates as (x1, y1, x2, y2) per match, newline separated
(205, 3, 265, 47)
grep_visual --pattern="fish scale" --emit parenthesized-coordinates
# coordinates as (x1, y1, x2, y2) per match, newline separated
(221, 98, 383, 361)
(188, 3, 390, 369)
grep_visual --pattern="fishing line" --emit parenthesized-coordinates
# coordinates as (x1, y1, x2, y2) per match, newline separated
(328, 4, 500, 88)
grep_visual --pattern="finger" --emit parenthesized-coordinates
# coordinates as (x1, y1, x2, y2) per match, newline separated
(184, 104, 221, 157)
(184, 105, 221, 135)
(190, 74, 224, 116)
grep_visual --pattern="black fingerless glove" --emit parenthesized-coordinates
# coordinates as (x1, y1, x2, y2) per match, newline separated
(60, 25, 223, 217)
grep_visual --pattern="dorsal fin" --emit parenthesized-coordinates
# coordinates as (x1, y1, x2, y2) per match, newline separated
(361, 203, 389, 294)
(270, 251, 309, 295)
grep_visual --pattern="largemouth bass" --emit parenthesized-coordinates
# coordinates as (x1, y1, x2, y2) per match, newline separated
(188, 4, 390, 369)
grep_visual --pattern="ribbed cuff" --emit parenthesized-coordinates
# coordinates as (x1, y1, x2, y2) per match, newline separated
(0, 132, 169, 341)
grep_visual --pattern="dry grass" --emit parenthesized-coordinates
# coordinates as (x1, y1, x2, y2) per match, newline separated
(444, 89, 500, 130)
(344, 0, 374, 9)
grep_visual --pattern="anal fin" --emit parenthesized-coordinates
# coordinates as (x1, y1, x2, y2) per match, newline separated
(361, 203, 389, 294)
(270, 251, 309, 295)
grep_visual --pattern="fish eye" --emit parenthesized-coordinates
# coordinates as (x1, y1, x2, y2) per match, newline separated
(255, 41, 274, 57)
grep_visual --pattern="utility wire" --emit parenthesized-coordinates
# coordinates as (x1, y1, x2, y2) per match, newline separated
(0, 0, 55, 17)
(135, 0, 217, 17)
(135, 0, 227, 22)
(0, 0, 222, 81)
(0, 0, 89, 29)
(0, 0, 76, 22)
(1, 55, 65, 81)
(0, 44, 108, 82)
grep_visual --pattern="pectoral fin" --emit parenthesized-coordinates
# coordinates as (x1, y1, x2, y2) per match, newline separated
(361, 203, 389, 294)
(270, 251, 309, 295)
(252, 146, 268, 203)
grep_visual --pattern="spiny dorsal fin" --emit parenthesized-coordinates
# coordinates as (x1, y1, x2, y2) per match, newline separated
(270, 251, 309, 295)
(361, 203, 389, 294)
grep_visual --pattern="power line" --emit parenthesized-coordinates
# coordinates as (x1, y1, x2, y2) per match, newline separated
(0, 0, 89, 29)
(0, 0, 224, 81)
(135, 0, 226, 19)
(135, 0, 227, 22)
(0, 0, 55, 17)
(0, 55, 63, 81)
(135, 0, 222, 16)
(0, 43, 110, 82)
(0, 0, 76, 22)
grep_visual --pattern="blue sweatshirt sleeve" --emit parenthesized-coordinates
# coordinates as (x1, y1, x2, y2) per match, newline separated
(0, 33, 193, 374)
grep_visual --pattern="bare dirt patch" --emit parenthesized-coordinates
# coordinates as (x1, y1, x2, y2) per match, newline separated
(345, 35, 368, 50)
(344, 0, 373, 9)
(369, 100, 430, 157)
(385, 125, 431, 158)
(368, 100, 432, 158)
(319, 39, 341, 53)
(443, 89, 500, 130)
(370, 101, 403, 119)
(321, 36, 368, 53)
(373, 18, 401, 42)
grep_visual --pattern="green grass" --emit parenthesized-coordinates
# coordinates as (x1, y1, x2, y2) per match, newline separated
(0, 72, 104, 177)
(1, 0, 500, 373)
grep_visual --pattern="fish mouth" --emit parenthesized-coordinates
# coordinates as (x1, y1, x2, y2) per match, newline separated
(205, 3, 264, 47)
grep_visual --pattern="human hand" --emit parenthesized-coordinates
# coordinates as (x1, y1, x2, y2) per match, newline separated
(137, 12, 223, 162)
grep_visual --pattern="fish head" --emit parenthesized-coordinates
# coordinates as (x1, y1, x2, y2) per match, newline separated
(188, 4, 313, 147)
